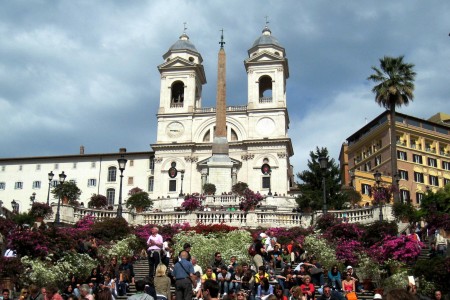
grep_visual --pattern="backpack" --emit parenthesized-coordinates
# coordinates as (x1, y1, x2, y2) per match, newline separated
(248, 243, 256, 256)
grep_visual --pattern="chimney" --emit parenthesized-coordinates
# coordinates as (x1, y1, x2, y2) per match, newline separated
(119, 148, 127, 153)
(80, 145, 85, 155)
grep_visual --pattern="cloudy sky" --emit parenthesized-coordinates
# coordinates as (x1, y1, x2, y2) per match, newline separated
(1, 1, 449, 176)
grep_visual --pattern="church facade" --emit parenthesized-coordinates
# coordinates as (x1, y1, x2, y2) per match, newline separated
(0, 26, 297, 214)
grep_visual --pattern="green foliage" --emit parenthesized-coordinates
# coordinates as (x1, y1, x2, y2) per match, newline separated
(303, 234, 340, 269)
(12, 212, 35, 226)
(357, 253, 381, 280)
(295, 147, 347, 211)
(97, 234, 141, 259)
(392, 201, 419, 222)
(90, 217, 132, 242)
(420, 184, 450, 215)
(126, 187, 153, 210)
(342, 188, 362, 206)
(232, 182, 248, 196)
(21, 252, 96, 289)
(203, 183, 217, 194)
(412, 256, 450, 293)
(361, 221, 398, 247)
(381, 269, 409, 290)
(52, 181, 82, 204)
(316, 213, 339, 231)
(30, 202, 53, 218)
(89, 194, 108, 208)
(172, 229, 252, 270)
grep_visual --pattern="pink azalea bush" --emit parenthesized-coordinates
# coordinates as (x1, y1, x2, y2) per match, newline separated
(181, 194, 204, 211)
(324, 222, 364, 242)
(239, 188, 264, 211)
(369, 234, 423, 263)
(335, 239, 364, 266)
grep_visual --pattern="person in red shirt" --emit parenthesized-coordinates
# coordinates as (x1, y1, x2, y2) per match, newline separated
(299, 275, 315, 300)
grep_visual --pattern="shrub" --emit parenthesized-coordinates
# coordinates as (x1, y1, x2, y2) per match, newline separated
(239, 188, 264, 211)
(88, 194, 108, 208)
(0, 257, 24, 280)
(232, 182, 248, 196)
(90, 217, 131, 242)
(316, 213, 339, 231)
(368, 235, 423, 264)
(324, 222, 364, 242)
(8, 227, 51, 258)
(335, 239, 364, 266)
(181, 194, 203, 211)
(30, 202, 53, 218)
(362, 221, 398, 247)
(126, 187, 153, 210)
(52, 181, 82, 205)
(97, 234, 141, 260)
(412, 256, 450, 293)
(203, 183, 216, 194)
(12, 212, 36, 226)
(303, 234, 340, 269)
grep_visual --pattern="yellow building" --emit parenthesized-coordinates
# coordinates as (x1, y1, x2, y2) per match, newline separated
(340, 110, 450, 206)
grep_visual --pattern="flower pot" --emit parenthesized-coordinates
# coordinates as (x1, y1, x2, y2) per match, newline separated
(36, 216, 44, 222)
(136, 207, 144, 213)
(62, 196, 69, 204)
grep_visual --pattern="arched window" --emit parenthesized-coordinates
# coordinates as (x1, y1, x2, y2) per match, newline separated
(108, 166, 117, 182)
(148, 177, 154, 192)
(231, 129, 238, 141)
(171, 81, 184, 107)
(203, 129, 211, 142)
(259, 75, 273, 102)
(106, 188, 115, 206)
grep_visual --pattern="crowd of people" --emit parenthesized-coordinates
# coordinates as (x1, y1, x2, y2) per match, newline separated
(2, 226, 447, 300)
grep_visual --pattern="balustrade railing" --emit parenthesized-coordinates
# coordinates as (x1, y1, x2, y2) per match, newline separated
(50, 203, 390, 228)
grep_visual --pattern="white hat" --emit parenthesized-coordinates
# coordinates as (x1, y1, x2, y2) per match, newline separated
(260, 233, 268, 238)
(346, 266, 353, 270)
(374, 294, 382, 299)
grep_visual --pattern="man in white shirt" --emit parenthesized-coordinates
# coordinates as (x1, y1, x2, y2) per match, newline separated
(192, 256, 203, 276)
(146, 226, 163, 277)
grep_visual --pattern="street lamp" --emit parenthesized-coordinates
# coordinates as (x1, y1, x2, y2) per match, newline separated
(30, 192, 36, 204)
(47, 171, 54, 205)
(11, 199, 19, 214)
(117, 155, 127, 218)
(373, 170, 383, 221)
(0, 200, 4, 217)
(318, 156, 328, 214)
(179, 170, 185, 197)
(54, 171, 67, 224)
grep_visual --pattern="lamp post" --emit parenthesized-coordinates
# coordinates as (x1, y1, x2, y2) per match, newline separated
(373, 170, 383, 221)
(117, 155, 127, 218)
(0, 200, 3, 217)
(179, 170, 185, 197)
(11, 199, 19, 214)
(318, 156, 328, 214)
(30, 192, 36, 204)
(47, 171, 54, 205)
(54, 171, 67, 225)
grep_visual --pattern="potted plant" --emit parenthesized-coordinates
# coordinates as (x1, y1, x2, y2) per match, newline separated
(30, 202, 53, 221)
(181, 194, 203, 212)
(51, 181, 82, 205)
(88, 194, 108, 209)
(126, 187, 153, 212)
(0, 257, 24, 290)
(203, 183, 216, 195)
(232, 182, 248, 196)
(239, 188, 264, 212)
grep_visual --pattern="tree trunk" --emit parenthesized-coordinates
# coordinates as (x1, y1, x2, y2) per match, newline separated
(389, 105, 399, 203)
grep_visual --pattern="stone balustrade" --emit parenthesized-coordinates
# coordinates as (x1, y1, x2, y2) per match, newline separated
(48, 202, 393, 228)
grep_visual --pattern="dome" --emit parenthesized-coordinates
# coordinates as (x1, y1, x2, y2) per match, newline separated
(251, 26, 282, 48)
(169, 32, 199, 53)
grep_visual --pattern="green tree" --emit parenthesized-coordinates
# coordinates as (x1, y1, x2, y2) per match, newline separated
(295, 147, 346, 211)
(52, 181, 82, 205)
(367, 56, 416, 201)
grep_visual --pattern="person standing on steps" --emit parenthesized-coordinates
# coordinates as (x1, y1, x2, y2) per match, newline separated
(172, 251, 195, 300)
(147, 226, 163, 277)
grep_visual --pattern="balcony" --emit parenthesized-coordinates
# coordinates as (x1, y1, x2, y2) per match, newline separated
(425, 148, 436, 153)
(259, 97, 273, 103)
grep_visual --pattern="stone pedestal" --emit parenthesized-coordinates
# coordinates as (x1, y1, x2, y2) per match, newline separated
(207, 157, 233, 194)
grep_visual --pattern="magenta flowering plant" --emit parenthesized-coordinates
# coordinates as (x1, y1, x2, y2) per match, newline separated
(239, 188, 264, 211)
(324, 222, 365, 242)
(372, 184, 397, 205)
(368, 234, 424, 264)
(7, 227, 51, 258)
(181, 193, 204, 211)
(335, 239, 364, 266)
(30, 202, 53, 218)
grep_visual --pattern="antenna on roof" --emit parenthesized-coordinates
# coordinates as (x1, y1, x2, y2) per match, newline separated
(183, 22, 188, 33)
(265, 15, 270, 26)
(219, 28, 225, 49)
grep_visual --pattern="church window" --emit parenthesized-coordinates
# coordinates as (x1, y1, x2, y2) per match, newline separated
(108, 166, 117, 182)
(148, 177, 154, 192)
(259, 75, 273, 102)
(171, 81, 184, 107)
(262, 176, 270, 189)
(128, 177, 134, 185)
(274, 51, 280, 56)
(203, 130, 211, 142)
(231, 129, 238, 141)
(106, 188, 115, 205)
(169, 179, 177, 192)
(189, 57, 194, 62)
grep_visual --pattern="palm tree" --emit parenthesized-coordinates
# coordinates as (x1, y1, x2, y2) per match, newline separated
(367, 55, 416, 202)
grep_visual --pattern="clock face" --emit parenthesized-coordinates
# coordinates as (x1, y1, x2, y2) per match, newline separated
(256, 118, 275, 136)
(166, 122, 184, 138)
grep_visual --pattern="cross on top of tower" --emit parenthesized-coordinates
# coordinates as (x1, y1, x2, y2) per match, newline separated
(219, 28, 225, 48)
(183, 22, 187, 33)
(265, 15, 270, 26)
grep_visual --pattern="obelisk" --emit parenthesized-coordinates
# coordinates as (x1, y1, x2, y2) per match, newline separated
(207, 30, 233, 194)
